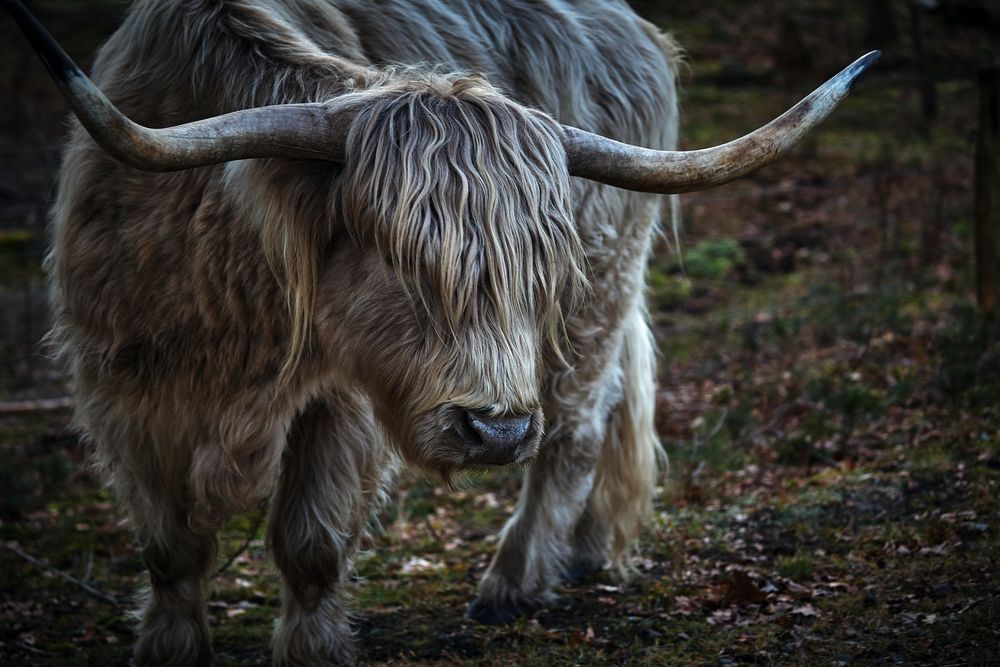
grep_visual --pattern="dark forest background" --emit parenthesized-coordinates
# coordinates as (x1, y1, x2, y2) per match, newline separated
(1, 1, 998, 665)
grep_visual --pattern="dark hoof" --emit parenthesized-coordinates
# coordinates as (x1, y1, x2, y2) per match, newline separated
(465, 597, 525, 625)
(563, 559, 605, 585)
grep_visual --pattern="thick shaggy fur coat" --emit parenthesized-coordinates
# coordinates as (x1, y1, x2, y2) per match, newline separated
(48, 0, 680, 664)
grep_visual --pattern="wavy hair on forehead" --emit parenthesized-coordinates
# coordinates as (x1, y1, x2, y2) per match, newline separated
(337, 71, 586, 352)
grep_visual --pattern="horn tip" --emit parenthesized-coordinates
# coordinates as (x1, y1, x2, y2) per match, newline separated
(5, 0, 85, 87)
(860, 50, 882, 67)
(844, 51, 881, 92)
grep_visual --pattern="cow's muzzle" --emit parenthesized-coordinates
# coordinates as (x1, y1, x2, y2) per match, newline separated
(456, 408, 542, 466)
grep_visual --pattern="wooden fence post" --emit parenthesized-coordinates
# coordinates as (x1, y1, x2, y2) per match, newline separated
(976, 65, 1000, 319)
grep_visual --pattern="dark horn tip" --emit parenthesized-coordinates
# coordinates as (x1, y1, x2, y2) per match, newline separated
(859, 50, 882, 69)
(845, 51, 881, 91)
(3, 0, 85, 86)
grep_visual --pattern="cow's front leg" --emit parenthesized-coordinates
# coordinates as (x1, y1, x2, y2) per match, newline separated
(269, 391, 388, 667)
(127, 482, 217, 667)
(469, 309, 661, 623)
(467, 432, 599, 623)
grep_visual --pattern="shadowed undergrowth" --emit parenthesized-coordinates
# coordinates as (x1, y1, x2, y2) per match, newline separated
(2, 0, 999, 665)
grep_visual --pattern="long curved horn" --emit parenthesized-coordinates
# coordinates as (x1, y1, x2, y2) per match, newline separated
(563, 51, 880, 194)
(3, 0, 350, 170)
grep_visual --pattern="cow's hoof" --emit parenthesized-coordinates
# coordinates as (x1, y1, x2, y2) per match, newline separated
(135, 608, 212, 667)
(465, 597, 524, 625)
(563, 558, 605, 585)
(561, 553, 607, 586)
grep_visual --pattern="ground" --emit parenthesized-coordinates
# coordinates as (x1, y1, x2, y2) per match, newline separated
(1, 1, 998, 665)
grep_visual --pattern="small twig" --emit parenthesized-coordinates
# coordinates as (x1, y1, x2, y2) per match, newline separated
(851, 324, 875, 368)
(0, 397, 73, 414)
(214, 501, 267, 578)
(1, 541, 120, 605)
(424, 515, 441, 542)
(83, 546, 94, 583)
(16, 640, 49, 656)
(741, 404, 791, 445)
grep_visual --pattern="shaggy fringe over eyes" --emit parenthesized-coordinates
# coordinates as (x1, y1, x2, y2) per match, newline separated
(336, 72, 587, 356)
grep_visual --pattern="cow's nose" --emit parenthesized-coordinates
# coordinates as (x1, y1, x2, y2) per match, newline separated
(460, 410, 540, 465)
(465, 411, 533, 449)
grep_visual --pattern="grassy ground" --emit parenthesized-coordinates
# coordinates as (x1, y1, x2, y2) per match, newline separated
(2, 0, 999, 665)
(5, 405, 995, 665)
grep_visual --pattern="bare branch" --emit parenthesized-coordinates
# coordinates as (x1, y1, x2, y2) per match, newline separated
(0, 397, 73, 414)
(1, 541, 121, 605)
(214, 501, 268, 579)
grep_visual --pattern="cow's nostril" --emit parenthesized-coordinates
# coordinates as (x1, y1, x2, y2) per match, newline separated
(463, 411, 533, 449)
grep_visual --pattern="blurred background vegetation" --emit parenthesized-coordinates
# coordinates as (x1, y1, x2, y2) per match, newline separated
(1, 1, 998, 665)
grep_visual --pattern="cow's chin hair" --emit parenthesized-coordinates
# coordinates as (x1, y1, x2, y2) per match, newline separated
(389, 406, 470, 481)
(391, 406, 540, 486)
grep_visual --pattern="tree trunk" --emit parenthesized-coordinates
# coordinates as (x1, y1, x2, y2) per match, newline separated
(909, 2, 938, 124)
(866, 0, 899, 47)
(976, 65, 1000, 318)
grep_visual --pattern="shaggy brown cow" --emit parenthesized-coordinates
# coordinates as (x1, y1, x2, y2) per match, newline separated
(5, 0, 876, 664)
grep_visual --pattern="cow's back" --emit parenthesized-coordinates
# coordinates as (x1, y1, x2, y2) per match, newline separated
(334, 0, 679, 148)
(49, 0, 678, 411)
(82, 0, 678, 142)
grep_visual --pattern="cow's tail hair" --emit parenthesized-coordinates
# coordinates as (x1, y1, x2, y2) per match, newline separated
(592, 306, 665, 575)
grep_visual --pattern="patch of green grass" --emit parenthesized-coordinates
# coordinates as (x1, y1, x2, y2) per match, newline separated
(933, 305, 1000, 405)
(777, 553, 814, 580)
(674, 238, 746, 281)
(0, 229, 44, 286)
(646, 267, 694, 312)
(664, 408, 746, 503)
